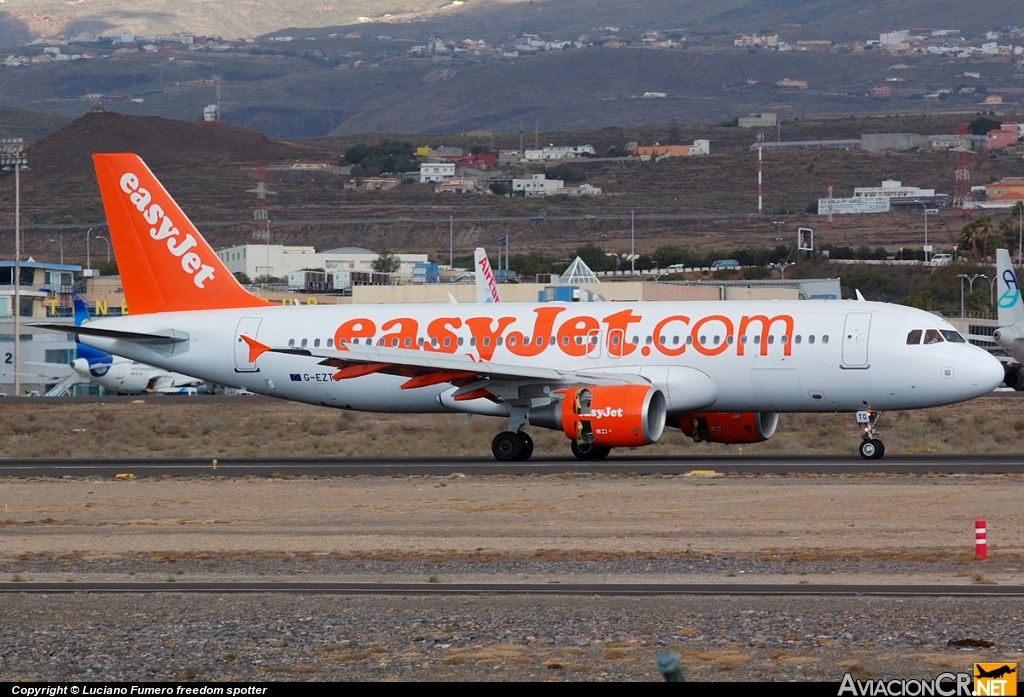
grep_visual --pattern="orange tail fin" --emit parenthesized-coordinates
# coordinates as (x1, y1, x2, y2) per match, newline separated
(92, 153, 268, 314)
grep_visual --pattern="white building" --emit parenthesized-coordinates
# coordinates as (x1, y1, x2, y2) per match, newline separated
(818, 197, 892, 215)
(216, 245, 429, 281)
(512, 173, 562, 196)
(560, 183, 602, 196)
(738, 113, 777, 128)
(419, 162, 455, 183)
(853, 180, 935, 199)
(688, 139, 710, 156)
(879, 30, 910, 45)
(522, 145, 596, 161)
(511, 174, 600, 197)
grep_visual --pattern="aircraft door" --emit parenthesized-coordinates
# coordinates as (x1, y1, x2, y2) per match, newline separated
(607, 328, 625, 358)
(841, 313, 872, 368)
(234, 317, 263, 372)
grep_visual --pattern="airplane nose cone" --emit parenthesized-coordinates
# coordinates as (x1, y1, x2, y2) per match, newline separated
(70, 358, 89, 376)
(973, 353, 1006, 395)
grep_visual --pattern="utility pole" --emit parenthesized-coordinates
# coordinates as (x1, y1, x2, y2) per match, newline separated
(449, 215, 453, 268)
(756, 133, 764, 215)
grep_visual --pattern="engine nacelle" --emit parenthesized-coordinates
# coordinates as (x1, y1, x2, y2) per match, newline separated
(1004, 366, 1024, 390)
(994, 324, 1024, 345)
(528, 385, 667, 447)
(675, 412, 778, 444)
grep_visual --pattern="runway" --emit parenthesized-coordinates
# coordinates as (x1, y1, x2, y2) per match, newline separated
(2, 453, 1024, 477)
(3, 582, 1024, 596)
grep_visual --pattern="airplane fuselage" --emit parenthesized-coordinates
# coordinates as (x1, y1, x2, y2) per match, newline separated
(80, 299, 1002, 415)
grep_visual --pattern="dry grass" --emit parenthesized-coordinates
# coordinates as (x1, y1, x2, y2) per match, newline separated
(683, 649, 751, 669)
(0, 394, 1021, 460)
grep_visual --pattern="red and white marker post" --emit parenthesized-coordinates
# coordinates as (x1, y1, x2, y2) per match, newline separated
(975, 519, 987, 561)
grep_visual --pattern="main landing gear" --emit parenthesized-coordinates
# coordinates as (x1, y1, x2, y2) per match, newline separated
(491, 431, 533, 462)
(856, 409, 885, 460)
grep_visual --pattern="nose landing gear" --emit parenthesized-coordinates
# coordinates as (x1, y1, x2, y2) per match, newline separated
(856, 409, 885, 459)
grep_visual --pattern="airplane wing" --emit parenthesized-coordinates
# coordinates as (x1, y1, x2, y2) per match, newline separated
(244, 336, 651, 400)
(147, 373, 205, 393)
(23, 362, 74, 381)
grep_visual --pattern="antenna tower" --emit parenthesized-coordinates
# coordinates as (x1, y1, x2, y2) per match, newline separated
(756, 132, 764, 215)
(953, 123, 972, 216)
(827, 173, 834, 230)
(246, 165, 277, 243)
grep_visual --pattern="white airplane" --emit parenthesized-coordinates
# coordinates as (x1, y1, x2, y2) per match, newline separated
(994, 248, 1024, 388)
(66, 297, 207, 395)
(43, 153, 1004, 461)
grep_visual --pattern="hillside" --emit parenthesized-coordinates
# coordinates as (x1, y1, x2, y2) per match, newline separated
(1, 38, 1021, 139)
(2, 0, 1021, 45)
(0, 104, 70, 143)
(0, 111, 1021, 271)
(0, 111, 325, 226)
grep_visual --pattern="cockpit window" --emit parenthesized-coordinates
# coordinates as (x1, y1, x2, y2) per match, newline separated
(923, 329, 944, 345)
(906, 330, 922, 345)
(940, 330, 967, 343)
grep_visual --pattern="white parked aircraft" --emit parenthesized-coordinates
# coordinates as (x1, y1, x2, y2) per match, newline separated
(67, 297, 206, 395)
(474, 247, 502, 303)
(994, 248, 1024, 388)
(44, 154, 1005, 460)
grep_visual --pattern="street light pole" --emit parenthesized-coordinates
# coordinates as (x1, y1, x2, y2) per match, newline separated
(913, 200, 929, 262)
(14, 153, 18, 396)
(95, 235, 110, 263)
(1, 138, 25, 397)
(631, 210, 635, 275)
(1014, 201, 1024, 266)
(86, 227, 92, 269)
(958, 273, 989, 318)
(50, 238, 64, 265)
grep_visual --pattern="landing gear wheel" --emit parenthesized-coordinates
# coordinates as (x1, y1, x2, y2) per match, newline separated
(517, 431, 534, 461)
(571, 441, 612, 460)
(859, 439, 885, 460)
(492, 431, 525, 462)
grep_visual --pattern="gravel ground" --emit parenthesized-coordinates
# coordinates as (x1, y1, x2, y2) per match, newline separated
(1, 594, 1022, 682)
(2, 473, 1023, 682)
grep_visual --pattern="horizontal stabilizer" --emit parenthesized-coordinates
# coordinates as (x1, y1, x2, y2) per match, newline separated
(35, 323, 188, 346)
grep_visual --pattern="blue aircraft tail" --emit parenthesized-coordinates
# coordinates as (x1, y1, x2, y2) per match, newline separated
(72, 297, 114, 375)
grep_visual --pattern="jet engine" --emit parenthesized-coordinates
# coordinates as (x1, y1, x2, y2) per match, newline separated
(675, 412, 778, 444)
(528, 385, 667, 447)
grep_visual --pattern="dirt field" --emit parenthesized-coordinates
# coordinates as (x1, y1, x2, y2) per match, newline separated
(1, 393, 1023, 460)
(2, 395, 1023, 682)
(2, 474, 1023, 580)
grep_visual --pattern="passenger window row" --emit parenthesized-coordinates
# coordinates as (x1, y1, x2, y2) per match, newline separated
(287, 333, 831, 350)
